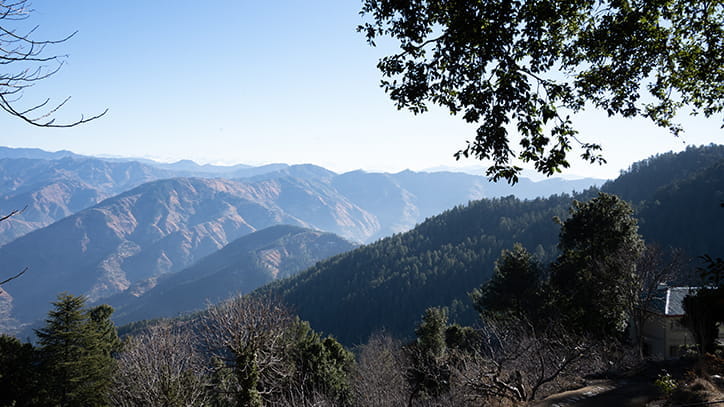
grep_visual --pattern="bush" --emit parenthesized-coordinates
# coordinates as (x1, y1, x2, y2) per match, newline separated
(654, 370, 677, 397)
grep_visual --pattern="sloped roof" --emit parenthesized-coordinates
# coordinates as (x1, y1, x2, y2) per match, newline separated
(648, 287, 698, 316)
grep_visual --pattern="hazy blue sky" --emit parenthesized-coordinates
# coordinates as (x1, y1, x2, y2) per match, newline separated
(1, 1, 721, 179)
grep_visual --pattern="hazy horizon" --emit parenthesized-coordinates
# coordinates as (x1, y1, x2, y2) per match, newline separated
(1, 144, 616, 181)
(0, 1, 720, 180)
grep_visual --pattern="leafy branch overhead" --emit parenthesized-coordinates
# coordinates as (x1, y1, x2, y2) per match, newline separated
(359, 0, 723, 182)
(0, 0, 106, 126)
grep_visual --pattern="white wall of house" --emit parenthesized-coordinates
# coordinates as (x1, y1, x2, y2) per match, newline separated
(640, 315, 694, 359)
(641, 315, 724, 359)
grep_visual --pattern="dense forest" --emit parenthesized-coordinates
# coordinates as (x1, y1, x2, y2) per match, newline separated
(260, 194, 577, 344)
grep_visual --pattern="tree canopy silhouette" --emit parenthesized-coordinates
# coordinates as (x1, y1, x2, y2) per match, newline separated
(359, 0, 723, 182)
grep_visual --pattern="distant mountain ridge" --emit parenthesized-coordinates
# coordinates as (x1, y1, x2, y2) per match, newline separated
(0, 146, 606, 245)
(0, 175, 378, 332)
(0, 146, 82, 160)
(0, 157, 175, 244)
(109, 225, 356, 325)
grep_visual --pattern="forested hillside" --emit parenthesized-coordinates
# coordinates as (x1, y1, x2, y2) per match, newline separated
(261, 194, 580, 344)
(602, 144, 724, 204)
(636, 160, 724, 257)
(263, 145, 724, 344)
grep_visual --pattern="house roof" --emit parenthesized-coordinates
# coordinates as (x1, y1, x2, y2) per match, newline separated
(648, 287, 698, 316)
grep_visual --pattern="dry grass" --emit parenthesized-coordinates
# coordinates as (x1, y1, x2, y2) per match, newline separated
(670, 377, 723, 405)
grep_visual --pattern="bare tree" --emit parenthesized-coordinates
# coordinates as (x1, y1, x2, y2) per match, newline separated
(199, 295, 295, 406)
(630, 245, 683, 359)
(110, 322, 209, 407)
(0, 0, 106, 126)
(352, 332, 410, 407)
(450, 318, 602, 404)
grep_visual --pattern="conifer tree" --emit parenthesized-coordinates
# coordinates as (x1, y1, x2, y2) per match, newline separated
(0, 334, 39, 406)
(471, 243, 545, 322)
(407, 307, 451, 402)
(550, 193, 644, 336)
(35, 293, 119, 407)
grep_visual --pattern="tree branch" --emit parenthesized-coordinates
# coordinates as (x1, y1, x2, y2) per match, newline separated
(0, 266, 28, 286)
(0, 0, 106, 127)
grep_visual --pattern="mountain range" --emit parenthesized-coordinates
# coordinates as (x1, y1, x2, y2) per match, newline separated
(0, 148, 603, 245)
(0, 146, 606, 333)
(0, 176, 372, 332)
(0, 157, 173, 245)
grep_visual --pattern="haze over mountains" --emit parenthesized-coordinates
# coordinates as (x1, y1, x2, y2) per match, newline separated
(0, 147, 603, 245)
(0, 146, 605, 333)
(0, 157, 173, 245)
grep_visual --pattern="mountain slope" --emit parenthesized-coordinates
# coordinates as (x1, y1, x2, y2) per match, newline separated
(0, 157, 174, 244)
(601, 144, 724, 204)
(111, 225, 355, 325)
(636, 160, 724, 257)
(261, 194, 576, 344)
(0, 153, 317, 246)
(0, 176, 379, 332)
(261, 145, 724, 345)
(331, 169, 604, 240)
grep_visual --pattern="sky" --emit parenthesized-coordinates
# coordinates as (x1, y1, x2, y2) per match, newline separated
(0, 1, 721, 180)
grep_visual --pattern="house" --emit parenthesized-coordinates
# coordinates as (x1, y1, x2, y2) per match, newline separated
(635, 286, 716, 359)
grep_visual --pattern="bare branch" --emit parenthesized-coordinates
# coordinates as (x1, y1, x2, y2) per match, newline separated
(450, 318, 605, 403)
(111, 322, 210, 407)
(0, 205, 25, 222)
(199, 295, 295, 405)
(0, 207, 29, 291)
(0, 94, 108, 127)
(0, 0, 106, 126)
(0, 266, 27, 286)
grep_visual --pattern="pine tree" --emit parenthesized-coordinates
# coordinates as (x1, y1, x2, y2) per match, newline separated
(35, 293, 119, 407)
(407, 307, 451, 402)
(471, 243, 545, 322)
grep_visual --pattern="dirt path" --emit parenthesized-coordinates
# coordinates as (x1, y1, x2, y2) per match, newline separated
(533, 378, 660, 407)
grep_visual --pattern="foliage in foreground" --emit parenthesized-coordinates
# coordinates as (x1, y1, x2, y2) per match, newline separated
(359, 0, 723, 182)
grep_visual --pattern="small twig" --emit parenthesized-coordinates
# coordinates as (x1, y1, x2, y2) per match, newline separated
(0, 266, 28, 286)
(0, 205, 26, 222)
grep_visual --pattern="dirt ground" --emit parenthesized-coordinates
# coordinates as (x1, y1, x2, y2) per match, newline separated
(532, 378, 659, 407)
(532, 358, 723, 407)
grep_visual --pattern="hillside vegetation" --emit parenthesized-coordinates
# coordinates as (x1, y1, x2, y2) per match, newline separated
(263, 145, 724, 344)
